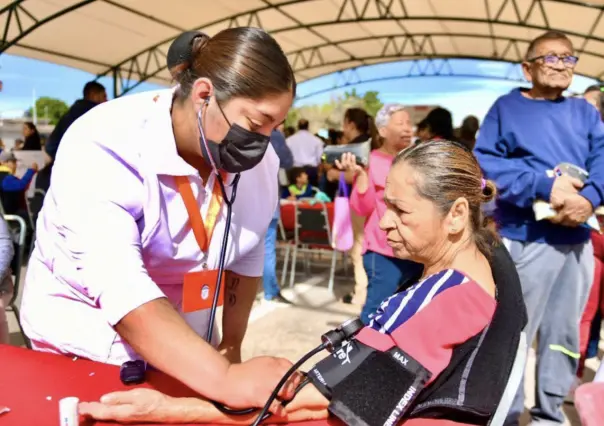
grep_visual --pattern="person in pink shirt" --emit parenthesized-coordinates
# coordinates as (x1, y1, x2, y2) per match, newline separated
(339, 104, 423, 323)
(19, 28, 300, 412)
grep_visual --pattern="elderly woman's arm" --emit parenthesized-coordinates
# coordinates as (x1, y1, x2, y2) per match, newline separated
(79, 384, 329, 424)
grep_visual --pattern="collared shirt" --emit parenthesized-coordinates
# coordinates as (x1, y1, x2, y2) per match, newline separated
(286, 130, 324, 167)
(21, 89, 279, 365)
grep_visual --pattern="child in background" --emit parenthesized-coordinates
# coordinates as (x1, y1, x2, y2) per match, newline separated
(284, 167, 321, 200)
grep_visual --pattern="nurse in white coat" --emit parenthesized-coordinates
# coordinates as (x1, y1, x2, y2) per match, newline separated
(20, 27, 297, 411)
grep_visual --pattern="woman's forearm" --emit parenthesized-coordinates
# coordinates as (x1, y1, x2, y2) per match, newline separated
(354, 171, 369, 194)
(219, 273, 261, 363)
(342, 170, 356, 185)
(115, 298, 232, 403)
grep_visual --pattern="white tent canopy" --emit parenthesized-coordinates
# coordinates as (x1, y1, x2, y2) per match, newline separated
(1, 0, 603, 96)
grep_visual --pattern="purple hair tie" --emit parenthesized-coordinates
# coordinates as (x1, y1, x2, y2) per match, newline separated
(481, 178, 486, 190)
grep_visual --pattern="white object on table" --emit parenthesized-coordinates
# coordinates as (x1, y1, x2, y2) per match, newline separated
(59, 397, 79, 426)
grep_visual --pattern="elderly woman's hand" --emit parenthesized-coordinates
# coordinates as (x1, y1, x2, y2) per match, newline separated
(79, 389, 176, 423)
(79, 380, 330, 424)
(335, 152, 369, 193)
(335, 152, 365, 176)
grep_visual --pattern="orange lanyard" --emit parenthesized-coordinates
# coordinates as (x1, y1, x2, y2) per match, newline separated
(175, 173, 225, 252)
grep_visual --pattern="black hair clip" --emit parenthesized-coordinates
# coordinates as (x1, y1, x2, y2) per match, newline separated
(167, 31, 207, 70)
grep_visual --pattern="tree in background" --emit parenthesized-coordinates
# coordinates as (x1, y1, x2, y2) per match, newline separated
(285, 89, 383, 132)
(25, 97, 69, 125)
(361, 91, 383, 117)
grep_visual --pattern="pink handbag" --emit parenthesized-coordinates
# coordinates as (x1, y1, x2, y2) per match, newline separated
(332, 173, 354, 252)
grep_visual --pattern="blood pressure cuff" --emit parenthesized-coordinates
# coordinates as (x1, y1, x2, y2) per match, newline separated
(307, 340, 432, 426)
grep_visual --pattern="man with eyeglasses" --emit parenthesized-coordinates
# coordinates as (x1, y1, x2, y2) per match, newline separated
(475, 31, 604, 426)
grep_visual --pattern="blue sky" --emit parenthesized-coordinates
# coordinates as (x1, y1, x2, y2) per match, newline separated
(0, 54, 598, 126)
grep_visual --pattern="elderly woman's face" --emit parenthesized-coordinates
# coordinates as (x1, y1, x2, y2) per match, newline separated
(381, 110, 413, 150)
(380, 162, 447, 263)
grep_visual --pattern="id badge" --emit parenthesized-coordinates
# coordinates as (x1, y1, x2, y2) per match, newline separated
(182, 269, 225, 313)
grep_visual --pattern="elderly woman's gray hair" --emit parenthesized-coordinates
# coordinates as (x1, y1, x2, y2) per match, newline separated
(374, 103, 407, 129)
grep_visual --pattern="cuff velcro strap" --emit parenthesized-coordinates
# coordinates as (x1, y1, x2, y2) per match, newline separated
(327, 347, 432, 426)
(307, 339, 376, 399)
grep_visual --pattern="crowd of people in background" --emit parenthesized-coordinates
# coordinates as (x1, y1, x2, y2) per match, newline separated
(268, 103, 483, 307)
(266, 101, 483, 309)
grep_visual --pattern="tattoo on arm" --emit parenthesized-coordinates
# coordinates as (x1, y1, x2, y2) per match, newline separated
(227, 277, 239, 307)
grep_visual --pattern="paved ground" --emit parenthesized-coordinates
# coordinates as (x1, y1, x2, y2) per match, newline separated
(7, 258, 601, 425)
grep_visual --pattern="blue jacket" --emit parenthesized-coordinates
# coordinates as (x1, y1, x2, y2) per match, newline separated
(474, 88, 604, 245)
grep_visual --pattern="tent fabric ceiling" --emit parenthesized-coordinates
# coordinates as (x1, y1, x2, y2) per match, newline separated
(1, 0, 603, 93)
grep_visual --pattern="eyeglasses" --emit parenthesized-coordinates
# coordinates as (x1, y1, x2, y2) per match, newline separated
(527, 54, 579, 68)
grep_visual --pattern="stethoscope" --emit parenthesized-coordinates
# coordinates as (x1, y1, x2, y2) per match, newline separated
(205, 171, 240, 343)
(197, 106, 281, 422)
(206, 170, 297, 424)
(196, 97, 242, 343)
(196, 103, 270, 418)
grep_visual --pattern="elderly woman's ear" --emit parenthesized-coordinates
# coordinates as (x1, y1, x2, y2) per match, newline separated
(446, 197, 470, 235)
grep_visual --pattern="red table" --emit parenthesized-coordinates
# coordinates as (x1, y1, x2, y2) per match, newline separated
(0, 345, 330, 426)
(0, 345, 471, 426)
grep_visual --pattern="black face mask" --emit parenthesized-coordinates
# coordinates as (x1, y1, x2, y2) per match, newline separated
(197, 99, 271, 174)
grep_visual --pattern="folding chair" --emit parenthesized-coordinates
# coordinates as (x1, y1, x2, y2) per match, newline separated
(276, 217, 292, 288)
(4, 214, 30, 348)
(289, 200, 337, 292)
(487, 331, 527, 426)
(26, 189, 46, 229)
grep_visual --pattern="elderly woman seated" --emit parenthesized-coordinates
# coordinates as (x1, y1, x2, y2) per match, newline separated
(79, 141, 526, 425)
